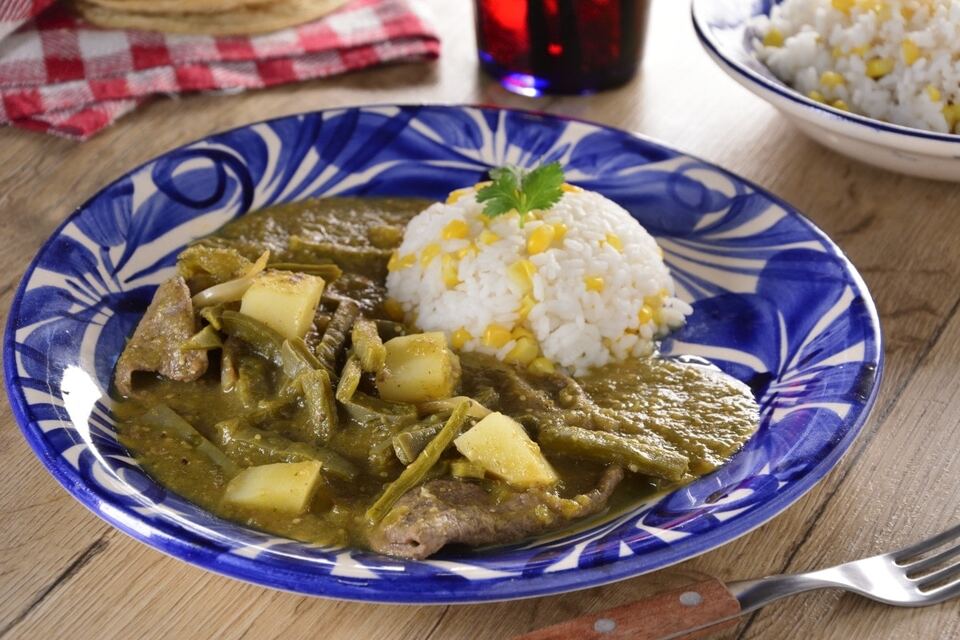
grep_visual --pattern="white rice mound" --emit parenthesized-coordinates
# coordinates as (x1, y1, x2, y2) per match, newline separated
(385, 185, 691, 374)
(752, 0, 960, 133)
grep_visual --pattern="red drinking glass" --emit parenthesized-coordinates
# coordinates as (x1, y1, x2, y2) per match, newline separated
(474, 0, 649, 96)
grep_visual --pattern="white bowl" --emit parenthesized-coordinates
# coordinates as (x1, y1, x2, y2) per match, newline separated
(692, 0, 960, 181)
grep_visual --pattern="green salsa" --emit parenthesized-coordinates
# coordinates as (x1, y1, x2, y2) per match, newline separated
(114, 197, 759, 557)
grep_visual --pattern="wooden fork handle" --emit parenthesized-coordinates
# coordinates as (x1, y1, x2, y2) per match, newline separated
(512, 577, 742, 640)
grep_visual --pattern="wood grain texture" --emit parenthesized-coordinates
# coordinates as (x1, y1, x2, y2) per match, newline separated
(1, 0, 958, 639)
(511, 578, 740, 640)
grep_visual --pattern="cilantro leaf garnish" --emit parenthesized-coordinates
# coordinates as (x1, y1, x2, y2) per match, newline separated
(476, 162, 565, 226)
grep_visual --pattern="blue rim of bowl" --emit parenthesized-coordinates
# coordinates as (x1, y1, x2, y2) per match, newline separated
(690, 0, 960, 144)
(2, 104, 884, 602)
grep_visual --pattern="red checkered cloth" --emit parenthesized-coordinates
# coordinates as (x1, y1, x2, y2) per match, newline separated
(0, 0, 439, 139)
(0, 0, 56, 40)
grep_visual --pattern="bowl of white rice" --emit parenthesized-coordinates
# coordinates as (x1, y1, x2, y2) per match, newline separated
(693, 0, 960, 180)
(386, 181, 691, 375)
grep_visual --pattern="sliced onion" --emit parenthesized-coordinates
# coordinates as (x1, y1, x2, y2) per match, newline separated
(181, 325, 223, 351)
(417, 396, 491, 419)
(245, 249, 270, 278)
(191, 276, 254, 307)
(191, 250, 269, 307)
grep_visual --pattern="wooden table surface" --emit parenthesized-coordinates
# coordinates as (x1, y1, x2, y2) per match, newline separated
(1, 1, 958, 639)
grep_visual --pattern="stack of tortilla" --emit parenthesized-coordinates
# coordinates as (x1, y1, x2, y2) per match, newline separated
(74, 0, 351, 35)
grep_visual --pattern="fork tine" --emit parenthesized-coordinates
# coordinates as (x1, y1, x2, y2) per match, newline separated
(916, 572, 960, 606)
(906, 541, 960, 576)
(929, 578, 960, 603)
(917, 561, 960, 592)
(894, 523, 960, 564)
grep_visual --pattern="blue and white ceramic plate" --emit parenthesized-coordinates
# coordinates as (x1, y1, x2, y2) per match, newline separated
(4, 105, 882, 603)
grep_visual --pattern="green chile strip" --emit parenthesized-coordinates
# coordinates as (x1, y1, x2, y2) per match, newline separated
(139, 404, 239, 477)
(280, 337, 322, 379)
(236, 357, 272, 410)
(221, 310, 320, 385)
(335, 355, 362, 403)
(366, 400, 470, 524)
(219, 310, 284, 366)
(538, 424, 689, 482)
(181, 325, 223, 351)
(351, 318, 386, 372)
(216, 419, 357, 480)
(392, 422, 443, 466)
(340, 391, 418, 427)
(268, 262, 342, 281)
(288, 236, 391, 277)
(200, 305, 224, 330)
(220, 337, 239, 392)
(299, 368, 338, 443)
(316, 300, 360, 377)
(450, 459, 485, 480)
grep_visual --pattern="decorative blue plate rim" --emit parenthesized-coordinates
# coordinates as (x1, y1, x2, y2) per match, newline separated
(3, 103, 883, 603)
(691, 0, 960, 143)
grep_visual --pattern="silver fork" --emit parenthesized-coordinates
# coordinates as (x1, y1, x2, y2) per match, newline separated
(515, 523, 960, 640)
(729, 522, 960, 612)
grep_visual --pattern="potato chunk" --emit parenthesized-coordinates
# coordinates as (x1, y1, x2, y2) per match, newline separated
(454, 412, 558, 488)
(239, 270, 324, 340)
(375, 332, 461, 403)
(223, 460, 323, 514)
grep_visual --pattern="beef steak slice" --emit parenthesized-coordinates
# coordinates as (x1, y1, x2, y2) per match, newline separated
(369, 466, 624, 560)
(114, 276, 208, 396)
